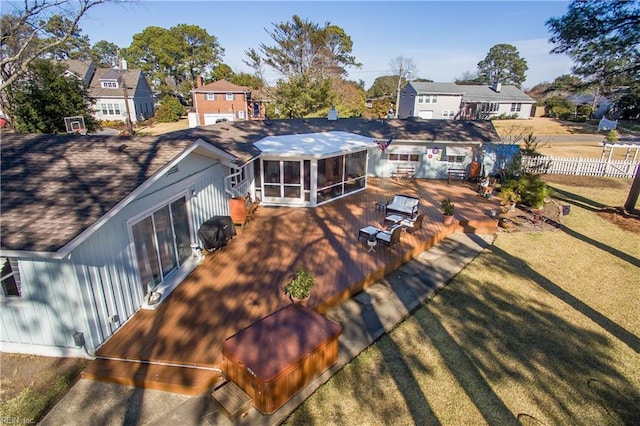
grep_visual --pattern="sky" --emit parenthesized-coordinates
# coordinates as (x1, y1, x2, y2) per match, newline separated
(74, 0, 575, 90)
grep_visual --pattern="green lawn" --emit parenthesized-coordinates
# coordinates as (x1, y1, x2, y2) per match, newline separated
(284, 178, 640, 425)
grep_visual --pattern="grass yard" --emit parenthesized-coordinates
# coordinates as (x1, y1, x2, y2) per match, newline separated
(284, 176, 640, 425)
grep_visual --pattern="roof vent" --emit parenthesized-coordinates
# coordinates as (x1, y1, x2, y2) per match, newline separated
(327, 107, 338, 121)
(492, 82, 502, 93)
(107, 143, 128, 153)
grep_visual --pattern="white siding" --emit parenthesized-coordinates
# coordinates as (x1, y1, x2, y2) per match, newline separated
(0, 152, 230, 354)
(399, 92, 463, 120)
(368, 142, 476, 179)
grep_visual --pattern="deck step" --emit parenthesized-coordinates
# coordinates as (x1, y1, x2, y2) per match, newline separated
(82, 358, 221, 395)
(212, 381, 253, 419)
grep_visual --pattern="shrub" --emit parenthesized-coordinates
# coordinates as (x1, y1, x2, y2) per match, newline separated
(493, 113, 520, 120)
(155, 96, 186, 122)
(545, 95, 574, 119)
(605, 129, 620, 142)
(502, 175, 552, 209)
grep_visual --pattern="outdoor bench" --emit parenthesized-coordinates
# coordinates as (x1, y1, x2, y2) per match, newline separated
(391, 165, 415, 180)
(447, 168, 466, 184)
(385, 194, 419, 217)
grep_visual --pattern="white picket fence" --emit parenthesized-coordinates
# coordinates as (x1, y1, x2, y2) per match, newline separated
(521, 155, 638, 178)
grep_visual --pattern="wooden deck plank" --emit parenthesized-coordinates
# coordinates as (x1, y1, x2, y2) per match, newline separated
(86, 178, 499, 393)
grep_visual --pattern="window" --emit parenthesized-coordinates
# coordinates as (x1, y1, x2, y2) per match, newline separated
(417, 95, 438, 104)
(511, 103, 522, 112)
(100, 103, 121, 116)
(481, 102, 499, 112)
(131, 197, 191, 294)
(389, 153, 420, 162)
(447, 156, 465, 163)
(442, 110, 455, 118)
(1, 258, 21, 297)
(237, 110, 245, 119)
(101, 80, 118, 88)
(205, 93, 216, 101)
(225, 93, 234, 101)
(253, 102, 261, 117)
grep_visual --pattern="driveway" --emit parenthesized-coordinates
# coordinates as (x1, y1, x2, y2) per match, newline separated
(94, 127, 120, 135)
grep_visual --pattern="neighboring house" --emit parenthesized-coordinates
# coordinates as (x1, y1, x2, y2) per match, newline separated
(61, 59, 96, 88)
(567, 94, 611, 119)
(61, 60, 156, 123)
(90, 67, 155, 123)
(0, 117, 500, 357)
(398, 82, 534, 120)
(191, 79, 266, 125)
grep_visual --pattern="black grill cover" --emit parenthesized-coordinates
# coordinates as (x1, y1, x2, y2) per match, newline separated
(197, 216, 236, 251)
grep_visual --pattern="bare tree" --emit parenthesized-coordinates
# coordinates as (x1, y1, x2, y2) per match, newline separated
(389, 56, 416, 118)
(1, 0, 122, 92)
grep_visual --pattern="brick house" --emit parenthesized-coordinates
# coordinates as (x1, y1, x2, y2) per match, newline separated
(192, 79, 266, 125)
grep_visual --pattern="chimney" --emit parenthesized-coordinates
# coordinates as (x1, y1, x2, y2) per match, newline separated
(327, 106, 338, 121)
(492, 82, 502, 93)
(196, 75, 204, 88)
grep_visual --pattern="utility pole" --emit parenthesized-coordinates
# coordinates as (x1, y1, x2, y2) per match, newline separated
(120, 58, 134, 135)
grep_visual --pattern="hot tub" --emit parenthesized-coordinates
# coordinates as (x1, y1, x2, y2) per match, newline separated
(222, 303, 342, 414)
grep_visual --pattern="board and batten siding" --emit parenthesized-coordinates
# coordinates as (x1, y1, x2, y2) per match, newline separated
(368, 142, 474, 179)
(0, 152, 230, 356)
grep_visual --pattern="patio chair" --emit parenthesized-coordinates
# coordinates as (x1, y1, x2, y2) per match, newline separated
(375, 225, 403, 248)
(400, 213, 424, 233)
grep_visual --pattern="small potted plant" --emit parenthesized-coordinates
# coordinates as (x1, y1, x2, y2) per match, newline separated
(367, 234, 377, 252)
(283, 266, 316, 305)
(441, 198, 455, 225)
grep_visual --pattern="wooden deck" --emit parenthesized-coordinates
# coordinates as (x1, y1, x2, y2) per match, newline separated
(82, 178, 500, 394)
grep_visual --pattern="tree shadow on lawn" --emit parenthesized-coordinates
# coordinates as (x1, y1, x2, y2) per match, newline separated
(549, 186, 607, 212)
(417, 243, 640, 425)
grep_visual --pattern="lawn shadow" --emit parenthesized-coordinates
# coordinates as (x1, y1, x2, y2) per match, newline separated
(549, 186, 607, 212)
(413, 243, 640, 424)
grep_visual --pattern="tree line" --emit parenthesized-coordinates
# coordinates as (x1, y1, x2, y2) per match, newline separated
(1, 0, 638, 133)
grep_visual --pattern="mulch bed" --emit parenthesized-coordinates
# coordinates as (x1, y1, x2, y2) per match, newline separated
(497, 202, 564, 233)
(497, 202, 640, 235)
(597, 206, 640, 235)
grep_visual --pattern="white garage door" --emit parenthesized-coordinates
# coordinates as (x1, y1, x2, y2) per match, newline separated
(204, 113, 235, 125)
(418, 110, 434, 119)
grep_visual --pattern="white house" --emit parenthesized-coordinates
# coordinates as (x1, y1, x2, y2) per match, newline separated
(398, 82, 535, 120)
(62, 59, 155, 123)
(0, 118, 501, 357)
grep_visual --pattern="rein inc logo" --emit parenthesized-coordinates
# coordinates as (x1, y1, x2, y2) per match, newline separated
(2, 418, 35, 424)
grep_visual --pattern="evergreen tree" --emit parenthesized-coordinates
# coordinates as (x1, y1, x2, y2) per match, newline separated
(245, 15, 360, 118)
(9, 59, 97, 133)
(477, 44, 528, 87)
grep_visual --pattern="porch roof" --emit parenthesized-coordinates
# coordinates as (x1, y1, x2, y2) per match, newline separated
(254, 131, 376, 157)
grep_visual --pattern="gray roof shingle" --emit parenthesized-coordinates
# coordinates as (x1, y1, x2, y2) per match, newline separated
(409, 82, 535, 103)
(89, 68, 143, 98)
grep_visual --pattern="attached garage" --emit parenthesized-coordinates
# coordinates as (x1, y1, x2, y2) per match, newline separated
(204, 113, 235, 125)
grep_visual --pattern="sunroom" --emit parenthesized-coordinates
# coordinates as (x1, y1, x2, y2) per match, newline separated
(253, 131, 376, 207)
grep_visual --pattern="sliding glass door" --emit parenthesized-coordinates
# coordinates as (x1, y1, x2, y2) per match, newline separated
(131, 197, 191, 294)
